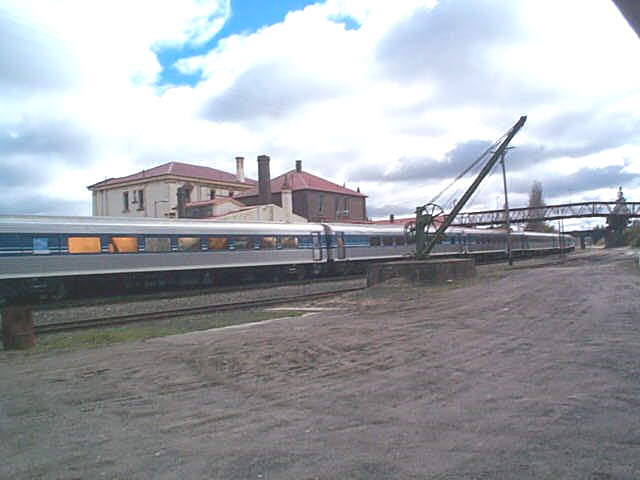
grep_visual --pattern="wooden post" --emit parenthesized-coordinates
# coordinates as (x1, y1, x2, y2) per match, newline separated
(2, 306, 36, 350)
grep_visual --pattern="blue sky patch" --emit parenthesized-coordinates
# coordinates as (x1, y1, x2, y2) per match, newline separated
(156, 0, 321, 87)
(330, 15, 360, 31)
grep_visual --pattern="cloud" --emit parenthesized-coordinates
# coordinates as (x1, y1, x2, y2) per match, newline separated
(367, 203, 415, 218)
(0, 118, 92, 160)
(0, 158, 52, 188)
(347, 139, 496, 183)
(0, 7, 78, 93)
(528, 108, 640, 156)
(0, 192, 89, 216)
(0, 0, 638, 226)
(511, 165, 639, 200)
(201, 62, 346, 122)
(375, 0, 549, 107)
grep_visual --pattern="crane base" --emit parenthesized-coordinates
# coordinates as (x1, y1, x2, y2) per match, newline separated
(366, 258, 476, 287)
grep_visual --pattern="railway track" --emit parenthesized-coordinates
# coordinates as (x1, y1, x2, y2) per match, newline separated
(34, 281, 366, 335)
(36, 274, 366, 310)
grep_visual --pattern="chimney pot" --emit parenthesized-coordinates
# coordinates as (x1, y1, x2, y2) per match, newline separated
(295, 160, 302, 173)
(235, 156, 245, 183)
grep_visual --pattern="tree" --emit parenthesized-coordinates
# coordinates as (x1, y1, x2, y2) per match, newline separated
(525, 180, 547, 233)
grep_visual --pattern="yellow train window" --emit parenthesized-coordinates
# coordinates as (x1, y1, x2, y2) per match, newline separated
(68, 237, 101, 254)
(178, 237, 201, 251)
(281, 236, 298, 249)
(208, 237, 228, 250)
(260, 236, 277, 249)
(108, 237, 138, 253)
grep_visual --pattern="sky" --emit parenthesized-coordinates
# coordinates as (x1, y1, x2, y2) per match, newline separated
(1, 0, 639, 229)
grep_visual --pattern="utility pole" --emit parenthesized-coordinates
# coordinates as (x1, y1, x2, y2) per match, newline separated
(501, 147, 514, 265)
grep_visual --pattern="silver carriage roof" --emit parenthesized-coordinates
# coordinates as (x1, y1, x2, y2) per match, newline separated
(0, 215, 326, 236)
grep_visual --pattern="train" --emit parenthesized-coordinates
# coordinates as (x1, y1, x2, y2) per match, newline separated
(0, 215, 575, 304)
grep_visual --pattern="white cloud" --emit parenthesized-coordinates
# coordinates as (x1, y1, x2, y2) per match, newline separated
(0, 0, 639, 222)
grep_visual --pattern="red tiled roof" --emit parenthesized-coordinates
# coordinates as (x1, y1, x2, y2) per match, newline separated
(88, 161, 256, 189)
(237, 169, 365, 198)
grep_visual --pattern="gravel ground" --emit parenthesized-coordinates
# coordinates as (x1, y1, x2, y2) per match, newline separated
(1, 248, 640, 479)
(32, 277, 366, 326)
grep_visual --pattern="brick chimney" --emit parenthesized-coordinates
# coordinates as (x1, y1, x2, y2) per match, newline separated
(235, 156, 245, 183)
(257, 155, 272, 205)
(295, 160, 302, 173)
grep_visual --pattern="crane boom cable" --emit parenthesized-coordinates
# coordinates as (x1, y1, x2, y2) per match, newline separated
(428, 132, 508, 206)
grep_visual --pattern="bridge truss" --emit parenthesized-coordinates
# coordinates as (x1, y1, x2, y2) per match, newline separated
(449, 202, 640, 227)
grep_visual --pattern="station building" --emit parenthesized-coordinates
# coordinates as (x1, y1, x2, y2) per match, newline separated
(88, 156, 367, 223)
(87, 160, 256, 218)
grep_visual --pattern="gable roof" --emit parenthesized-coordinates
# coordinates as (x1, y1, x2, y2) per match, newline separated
(88, 161, 256, 190)
(237, 169, 365, 198)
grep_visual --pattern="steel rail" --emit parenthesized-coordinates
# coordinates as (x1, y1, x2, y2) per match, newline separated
(34, 284, 366, 335)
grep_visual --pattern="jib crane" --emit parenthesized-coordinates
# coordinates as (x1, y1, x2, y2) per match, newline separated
(410, 115, 527, 260)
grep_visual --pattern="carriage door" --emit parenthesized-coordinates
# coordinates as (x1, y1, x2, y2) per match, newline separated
(336, 232, 346, 260)
(312, 232, 323, 261)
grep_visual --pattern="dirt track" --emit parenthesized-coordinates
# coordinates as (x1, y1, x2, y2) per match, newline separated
(2, 248, 640, 479)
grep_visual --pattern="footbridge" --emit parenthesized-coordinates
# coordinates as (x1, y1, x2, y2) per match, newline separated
(449, 201, 640, 227)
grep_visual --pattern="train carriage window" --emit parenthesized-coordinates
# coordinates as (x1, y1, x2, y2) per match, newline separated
(68, 237, 101, 254)
(145, 237, 171, 252)
(33, 237, 50, 254)
(394, 236, 405, 246)
(281, 236, 298, 249)
(382, 236, 394, 246)
(260, 236, 277, 249)
(208, 237, 228, 250)
(108, 236, 138, 253)
(233, 236, 253, 249)
(178, 237, 201, 252)
(369, 236, 381, 247)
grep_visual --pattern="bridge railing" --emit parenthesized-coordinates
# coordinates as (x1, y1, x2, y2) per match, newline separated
(449, 202, 640, 226)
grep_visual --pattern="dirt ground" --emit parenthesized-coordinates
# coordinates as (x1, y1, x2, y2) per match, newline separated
(2, 248, 640, 479)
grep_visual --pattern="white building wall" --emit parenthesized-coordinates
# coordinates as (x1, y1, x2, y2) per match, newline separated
(92, 179, 248, 218)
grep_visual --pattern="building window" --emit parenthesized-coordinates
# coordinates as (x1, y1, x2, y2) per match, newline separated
(123, 192, 129, 212)
(318, 193, 324, 214)
(209, 189, 216, 200)
(343, 197, 350, 216)
(137, 190, 144, 210)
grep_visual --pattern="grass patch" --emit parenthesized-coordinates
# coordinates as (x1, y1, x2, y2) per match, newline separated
(11, 309, 307, 354)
